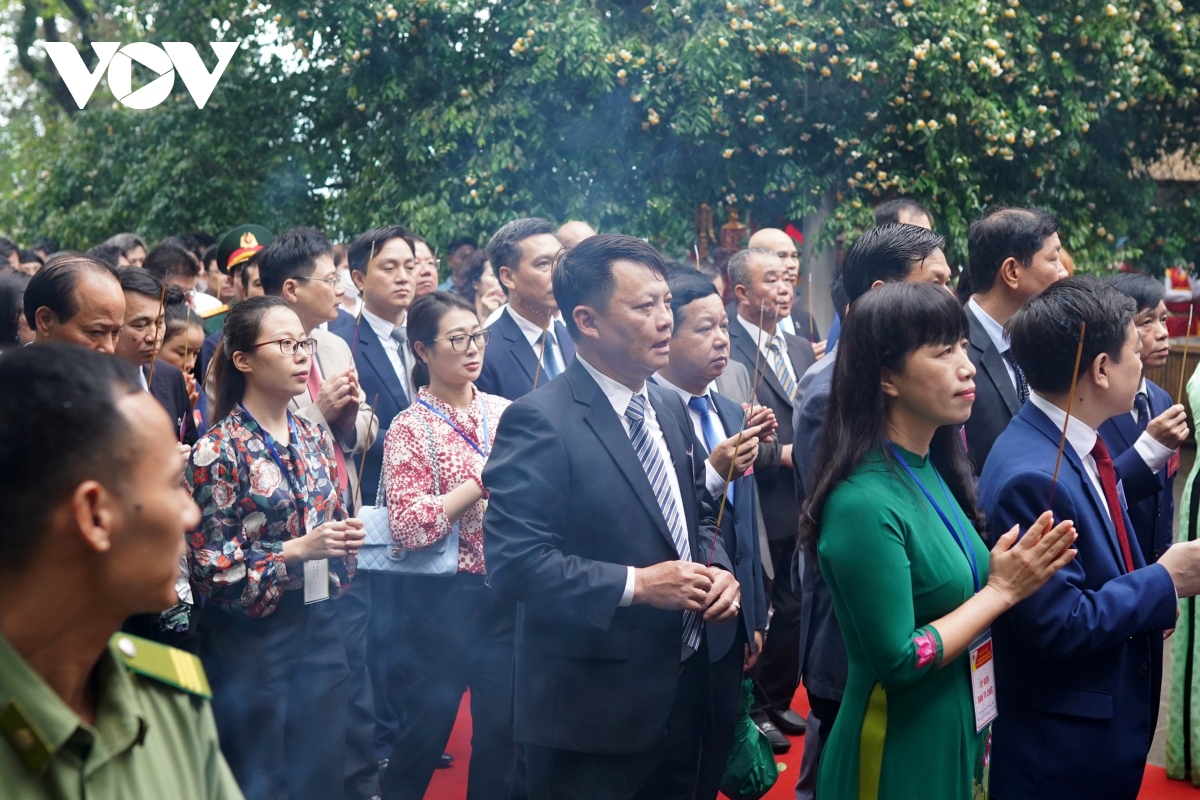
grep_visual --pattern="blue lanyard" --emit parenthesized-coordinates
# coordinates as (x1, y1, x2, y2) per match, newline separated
(888, 443, 981, 593)
(239, 405, 309, 523)
(416, 398, 490, 458)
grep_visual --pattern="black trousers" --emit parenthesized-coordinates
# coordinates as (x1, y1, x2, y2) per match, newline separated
(381, 573, 517, 800)
(201, 594, 349, 800)
(367, 572, 407, 761)
(754, 537, 803, 713)
(795, 693, 841, 800)
(526, 641, 711, 800)
(335, 573, 381, 799)
(696, 625, 749, 800)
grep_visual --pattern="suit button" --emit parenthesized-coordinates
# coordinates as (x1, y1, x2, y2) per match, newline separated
(1138, 663, 1150, 676)
(735, 556, 743, 565)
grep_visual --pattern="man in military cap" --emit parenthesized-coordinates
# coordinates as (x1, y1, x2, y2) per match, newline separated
(0, 344, 242, 799)
(197, 225, 274, 384)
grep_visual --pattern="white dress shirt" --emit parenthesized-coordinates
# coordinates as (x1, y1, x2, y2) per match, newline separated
(507, 305, 566, 377)
(736, 313, 798, 390)
(578, 356, 720, 607)
(362, 306, 413, 400)
(1128, 378, 1175, 474)
(777, 314, 796, 337)
(1029, 392, 1109, 521)
(968, 296, 1017, 391)
(654, 375, 730, 448)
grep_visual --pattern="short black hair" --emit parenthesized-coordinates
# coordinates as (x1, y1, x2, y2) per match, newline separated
(0, 236, 18, 263)
(117, 265, 164, 300)
(0, 270, 29, 349)
(553, 233, 669, 340)
(85, 243, 124, 269)
(240, 251, 261, 292)
(32, 238, 57, 256)
(24, 252, 118, 328)
(186, 230, 217, 250)
(966, 206, 1060, 295)
(447, 237, 477, 255)
(1105, 272, 1164, 314)
(874, 197, 932, 227)
(0, 344, 140, 573)
(142, 243, 200, 281)
(161, 235, 205, 265)
(842, 223, 946, 304)
(348, 225, 415, 277)
(1008, 275, 1136, 395)
(17, 249, 42, 266)
(667, 271, 720, 330)
(459, 249, 490, 300)
(486, 218, 556, 283)
(256, 227, 334, 296)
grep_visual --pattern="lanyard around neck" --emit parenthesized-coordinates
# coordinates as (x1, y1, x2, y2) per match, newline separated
(416, 397, 490, 458)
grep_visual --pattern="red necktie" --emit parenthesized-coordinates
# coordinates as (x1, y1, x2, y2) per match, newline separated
(307, 360, 350, 497)
(1089, 438, 1136, 573)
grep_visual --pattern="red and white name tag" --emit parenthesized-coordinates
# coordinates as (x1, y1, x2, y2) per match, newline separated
(971, 633, 998, 732)
(1169, 449, 1181, 479)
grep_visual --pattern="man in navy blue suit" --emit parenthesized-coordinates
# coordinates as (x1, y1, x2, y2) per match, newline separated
(484, 234, 742, 799)
(655, 271, 770, 800)
(475, 218, 575, 399)
(331, 225, 420, 778)
(979, 277, 1200, 800)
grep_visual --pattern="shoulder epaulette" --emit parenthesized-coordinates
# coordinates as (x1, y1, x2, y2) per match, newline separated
(199, 304, 230, 320)
(110, 634, 211, 699)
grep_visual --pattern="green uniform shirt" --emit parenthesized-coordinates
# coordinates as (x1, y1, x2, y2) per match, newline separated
(0, 631, 242, 799)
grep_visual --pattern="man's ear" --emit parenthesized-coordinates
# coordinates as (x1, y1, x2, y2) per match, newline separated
(733, 284, 750, 306)
(280, 278, 301, 305)
(998, 256, 1022, 291)
(34, 306, 58, 339)
(573, 305, 600, 342)
(1090, 351, 1111, 391)
(351, 269, 367, 292)
(498, 265, 517, 293)
(69, 480, 120, 554)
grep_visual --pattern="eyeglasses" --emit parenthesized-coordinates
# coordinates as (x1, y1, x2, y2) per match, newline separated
(253, 337, 318, 356)
(434, 330, 491, 351)
(292, 274, 340, 288)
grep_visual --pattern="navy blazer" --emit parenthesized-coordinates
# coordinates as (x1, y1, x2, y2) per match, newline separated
(147, 362, 198, 446)
(482, 358, 729, 755)
(707, 391, 768, 661)
(475, 309, 576, 400)
(1098, 379, 1176, 564)
(978, 402, 1178, 800)
(332, 319, 410, 506)
(963, 303, 1021, 475)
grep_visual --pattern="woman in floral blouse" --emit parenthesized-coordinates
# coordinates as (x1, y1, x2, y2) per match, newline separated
(379, 291, 515, 800)
(186, 296, 365, 800)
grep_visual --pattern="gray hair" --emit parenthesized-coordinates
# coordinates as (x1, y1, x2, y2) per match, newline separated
(104, 232, 146, 256)
(727, 247, 780, 292)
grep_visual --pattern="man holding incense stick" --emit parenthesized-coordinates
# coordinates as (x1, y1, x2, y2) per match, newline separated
(979, 276, 1200, 800)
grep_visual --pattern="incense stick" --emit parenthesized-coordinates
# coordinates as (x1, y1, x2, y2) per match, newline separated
(1048, 322, 1087, 509)
(1178, 306, 1195, 405)
(351, 393, 381, 513)
(146, 282, 169, 388)
(349, 240, 376, 360)
(807, 271, 815, 343)
(707, 300, 768, 566)
(178, 329, 193, 442)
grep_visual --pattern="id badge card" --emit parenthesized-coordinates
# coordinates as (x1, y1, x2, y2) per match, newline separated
(970, 631, 998, 732)
(1116, 479, 1129, 512)
(303, 558, 331, 604)
(1169, 449, 1181, 479)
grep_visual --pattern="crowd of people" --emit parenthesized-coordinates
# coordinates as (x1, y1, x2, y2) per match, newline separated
(4, 199, 1200, 800)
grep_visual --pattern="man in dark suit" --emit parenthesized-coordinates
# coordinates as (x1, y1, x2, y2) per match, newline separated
(475, 218, 575, 399)
(655, 271, 770, 800)
(748, 227, 824, 355)
(962, 207, 1069, 474)
(790, 222, 952, 800)
(483, 234, 742, 800)
(724, 247, 814, 746)
(979, 277, 1200, 800)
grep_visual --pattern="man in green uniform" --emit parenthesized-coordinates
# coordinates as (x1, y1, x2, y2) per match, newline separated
(199, 224, 275, 336)
(0, 343, 242, 799)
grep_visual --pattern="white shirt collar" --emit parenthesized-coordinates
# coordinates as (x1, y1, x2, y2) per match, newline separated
(1030, 392, 1097, 462)
(506, 304, 551, 349)
(1138, 377, 1148, 397)
(653, 373, 716, 408)
(361, 306, 398, 341)
(736, 312, 782, 350)
(968, 296, 1010, 355)
(577, 354, 647, 419)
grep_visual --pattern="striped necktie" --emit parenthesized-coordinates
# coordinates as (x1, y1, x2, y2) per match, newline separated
(625, 393, 703, 652)
(767, 338, 797, 403)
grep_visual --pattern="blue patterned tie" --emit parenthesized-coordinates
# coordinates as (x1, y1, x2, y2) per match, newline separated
(767, 337, 797, 403)
(1005, 351, 1029, 405)
(538, 329, 561, 380)
(625, 393, 703, 652)
(1135, 392, 1150, 432)
(687, 395, 735, 506)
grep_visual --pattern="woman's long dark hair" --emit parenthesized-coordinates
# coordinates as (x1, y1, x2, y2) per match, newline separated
(0, 270, 30, 349)
(800, 282, 983, 549)
(210, 296, 292, 423)
(407, 290, 479, 389)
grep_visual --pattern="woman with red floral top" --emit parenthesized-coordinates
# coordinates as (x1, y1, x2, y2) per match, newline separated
(186, 296, 366, 800)
(379, 291, 515, 800)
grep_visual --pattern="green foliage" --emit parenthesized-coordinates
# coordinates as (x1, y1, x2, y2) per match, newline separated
(5, 0, 1200, 272)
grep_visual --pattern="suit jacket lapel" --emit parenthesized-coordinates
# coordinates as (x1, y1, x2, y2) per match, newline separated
(712, 393, 745, 506)
(730, 324, 788, 405)
(1107, 411, 1140, 452)
(569, 363, 678, 552)
(1023, 404, 1128, 571)
(496, 311, 538, 385)
(358, 326, 408, 409)
(555, 320, 576, 367)
(967, 308, 1020, 416)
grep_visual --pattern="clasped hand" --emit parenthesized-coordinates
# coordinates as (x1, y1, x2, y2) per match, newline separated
(633, 561, 741, 623)
(316, 368, 361, 436)
(299, 518, 366, 561)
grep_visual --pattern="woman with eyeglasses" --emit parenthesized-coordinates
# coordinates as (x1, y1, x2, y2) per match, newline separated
(186, 295, 366, 800)
(378, 291, 516, 800)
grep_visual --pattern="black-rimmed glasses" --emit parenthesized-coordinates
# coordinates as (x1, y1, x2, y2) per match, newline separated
(435, 330, 491, 351)
(253, 338, 318, 356)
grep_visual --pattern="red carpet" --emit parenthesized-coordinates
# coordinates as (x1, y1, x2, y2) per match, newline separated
(425, 689, 1200, 799)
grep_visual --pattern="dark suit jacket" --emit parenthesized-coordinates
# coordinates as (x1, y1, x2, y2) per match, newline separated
(333, 320, 410, 506)
(789, 308, 821, 344)
(482, 359, 728, 755)
(475, 310, 576, 400)
(978, 402, 1178, 800)
(963, 303, 1021, 475)
(147, 362, 198, 445)
(727, 315, 815, 542)
(791, 351, 847, 702)
(198, 329, 222, 390)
